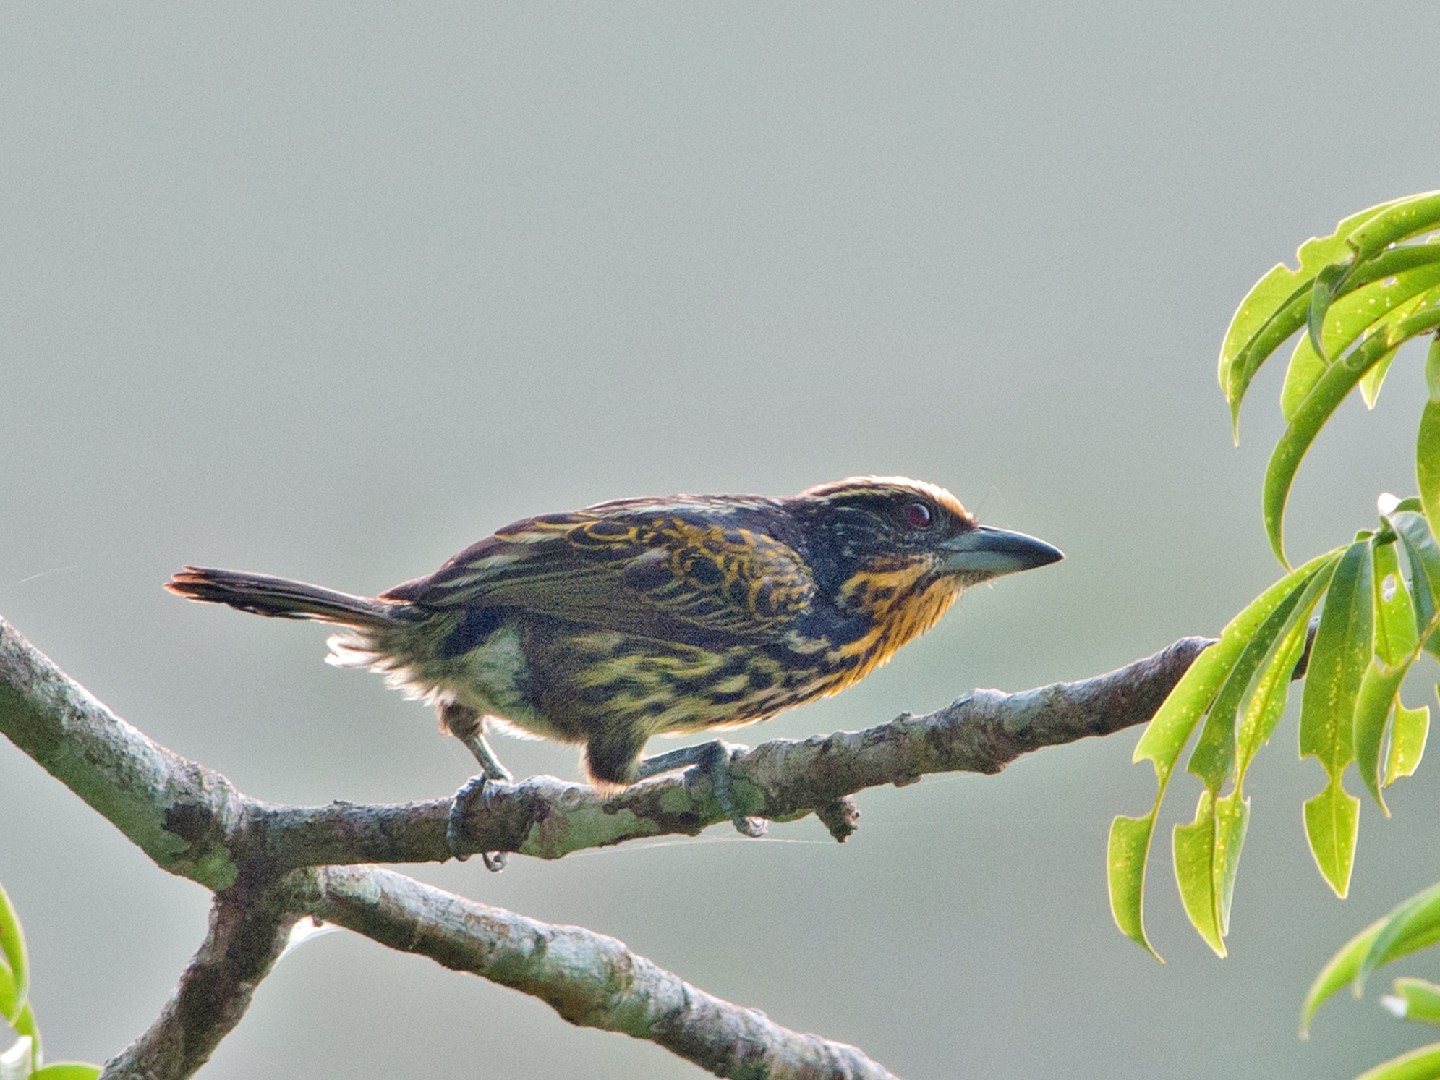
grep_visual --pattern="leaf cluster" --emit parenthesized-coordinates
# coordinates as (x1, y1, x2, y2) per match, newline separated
(1110, 190, 1440, 1078)
(0, 884, 99, 1080)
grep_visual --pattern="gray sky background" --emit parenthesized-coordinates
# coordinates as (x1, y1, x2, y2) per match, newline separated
(4, 5, 1440, 1078)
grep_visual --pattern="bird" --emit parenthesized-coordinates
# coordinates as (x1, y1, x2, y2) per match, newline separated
(167, 476, 1061, 847)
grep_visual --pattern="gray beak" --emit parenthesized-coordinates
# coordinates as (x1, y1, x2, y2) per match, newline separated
(939, 525, 1063, 580)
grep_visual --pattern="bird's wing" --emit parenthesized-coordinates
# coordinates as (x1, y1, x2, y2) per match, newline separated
(381, 507, 815, 640)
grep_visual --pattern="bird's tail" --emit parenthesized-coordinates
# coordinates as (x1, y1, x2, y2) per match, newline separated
(166, 566, 400, 629)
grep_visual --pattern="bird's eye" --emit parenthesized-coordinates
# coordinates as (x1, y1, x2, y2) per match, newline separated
(902, 500, 933, 530)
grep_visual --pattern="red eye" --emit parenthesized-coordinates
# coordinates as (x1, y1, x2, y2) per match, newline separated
(903, 501, 933, 530)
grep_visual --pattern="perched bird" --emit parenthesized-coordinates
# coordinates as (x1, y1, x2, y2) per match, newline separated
(168, 476, 1060, 834)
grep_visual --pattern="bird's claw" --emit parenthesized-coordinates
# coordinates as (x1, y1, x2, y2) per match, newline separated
(700, 742, 767, 837)
(446, 774, 508, 871)
(635, 739, 767, 837)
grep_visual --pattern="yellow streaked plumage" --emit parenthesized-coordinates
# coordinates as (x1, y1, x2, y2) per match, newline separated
(166, 477, 1061, 793)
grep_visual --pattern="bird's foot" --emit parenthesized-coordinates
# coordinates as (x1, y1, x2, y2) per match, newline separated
(635, 740, 767, 837)
(442, 704, 514, 786)
(446, 774, 508, 871)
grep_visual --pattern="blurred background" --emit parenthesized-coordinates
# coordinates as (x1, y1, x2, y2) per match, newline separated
(3, 4, 1439, 1077)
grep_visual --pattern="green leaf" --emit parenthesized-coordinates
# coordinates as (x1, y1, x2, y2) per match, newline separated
(1112, 549, 1341, 958)
(1355, 538, 1422, 809)
(1123, 633, 1238, 957)
(1219, 197, 1417, 426)
(1234, 561, 1337, 784)
(1375, 539, 1421, 664)
(1282, 246, 1440, 417)
(1280, 335, 1328, 423)
(1222, 192, 1440, 434)
(1211, 791, 1249, 939)
(1300, 539, 1374, 773)
(1108, 814, 1161, 961)
(1389, 510, 1440, 659)
(1420, 335, 1440, 541)
(1343, 191, 1440, 263)
(1235, 606, 1314, 780)
(1170, 790, 1253, 961)
(1301, 881, 1440, 1030)
(1303, 778, 1360, 897)
(9, 1001, 37, 1053)
(1307, 259, 1356, 361)
(1353, 661, 1410, 813)
(1299, 539, 1372, 896)
(1174, 791, 1226, 957)
(1386, 698, 1430, 785)
(1133, 639, 1239, 773)
(0, 886, 27, 1024)
(1387, 978, 1440, 1026)
(1187, 558, 1329, 790)
(1221, 276, 1318, 437)
(0, 967, 14, 1025)
(1342, 275, 1440, 396)
(1343, 258, 1440, 409)
(1265, 303, 1440, 565)
(1354, 1044, 1440, 1080)
(1429, 333, 1440, 398)
(31, 1065, 102, 1080)
(1360, 884, 1440, 992)
(0, 1002, 39, 1077)
(1360, 348, 1401, 410)
(1305, 912, 1388, 1034)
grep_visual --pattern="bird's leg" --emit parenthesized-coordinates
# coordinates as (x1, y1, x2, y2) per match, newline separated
(441, 702, 511, 871)
(635, 740, 767, 838)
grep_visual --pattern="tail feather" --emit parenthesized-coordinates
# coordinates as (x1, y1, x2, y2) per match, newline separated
(166, 567, 400, 629)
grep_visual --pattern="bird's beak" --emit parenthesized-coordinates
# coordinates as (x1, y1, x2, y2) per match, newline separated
(938, 525, 1063, 580)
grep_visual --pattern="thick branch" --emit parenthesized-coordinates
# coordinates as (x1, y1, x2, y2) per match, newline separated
(0, 617, 245, 888)
(299, 865, 898, 1080)
(100, 880, 297, 1080)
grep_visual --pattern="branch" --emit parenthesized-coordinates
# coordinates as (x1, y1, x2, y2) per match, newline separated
(337, 636, 1218, 861)
(0, 613, 1217, 1079)
(300, 866, 899, 1080)
(2, 615, 1211, 871)
(100, 880, 297, 1079)
(0, 616, 245, 889)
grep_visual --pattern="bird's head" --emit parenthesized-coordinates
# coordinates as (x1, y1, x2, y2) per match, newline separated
(789, 476, 1062, 637)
